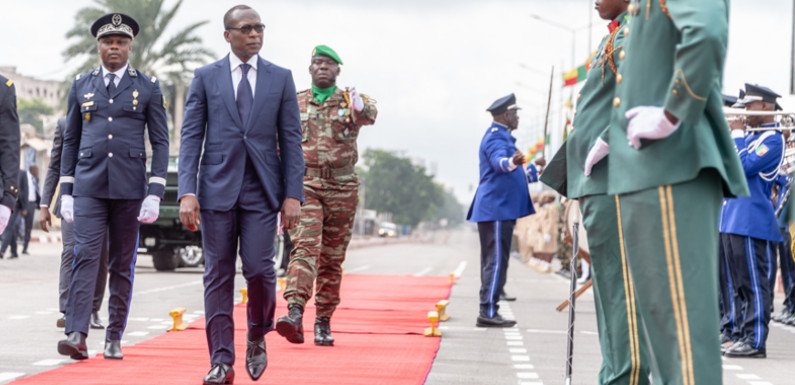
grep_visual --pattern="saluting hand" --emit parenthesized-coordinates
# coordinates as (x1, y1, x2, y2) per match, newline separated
(281, 198, 301, 230)
(39, 208, 52, 232)
(179, 195, 201, 232)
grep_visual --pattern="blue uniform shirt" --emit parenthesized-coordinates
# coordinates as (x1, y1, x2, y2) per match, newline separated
(60, 66, 169, 200)
(720, 124, 785, 242)
(467, 122, 535, 222)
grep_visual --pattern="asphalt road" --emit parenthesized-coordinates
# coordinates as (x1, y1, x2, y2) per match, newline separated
(0, 228, 792, 385)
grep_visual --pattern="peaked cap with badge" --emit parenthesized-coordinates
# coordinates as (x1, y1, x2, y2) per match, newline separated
(91, 13, 139, 39)
(734, 83, 782, 110)
(487, 93, 520, 116)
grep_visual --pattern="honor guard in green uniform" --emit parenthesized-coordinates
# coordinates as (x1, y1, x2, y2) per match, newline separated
(602, 1, 748, 384)
(0, 75, 20, 237)
(541, 1, 651, 384)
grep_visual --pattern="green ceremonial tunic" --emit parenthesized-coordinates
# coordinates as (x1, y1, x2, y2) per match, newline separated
(542, 14, 651, 385)
(608, 2, 748, 385)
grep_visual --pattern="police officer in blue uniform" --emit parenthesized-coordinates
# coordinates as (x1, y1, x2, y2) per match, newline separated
(719, 84, 785, 358)
(0, 74, 20, 241)
(772, 170, 795, 326)
(467, 93, 536, 327)
(57, 13, 169, 361)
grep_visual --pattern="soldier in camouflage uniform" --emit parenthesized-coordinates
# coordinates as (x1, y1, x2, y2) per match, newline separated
(276, 45, 377, 346)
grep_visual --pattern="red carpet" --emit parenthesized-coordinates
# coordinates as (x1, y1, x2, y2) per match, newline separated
(12, 275, 451, 385)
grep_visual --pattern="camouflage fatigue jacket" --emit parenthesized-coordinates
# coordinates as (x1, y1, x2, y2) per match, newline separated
(297, 88, 377, 182)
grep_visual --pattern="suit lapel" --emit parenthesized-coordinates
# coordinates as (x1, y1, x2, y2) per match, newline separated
(217, 55, 244, 128)
(246, 56, 272, 132)
(92, 73, 109, 99)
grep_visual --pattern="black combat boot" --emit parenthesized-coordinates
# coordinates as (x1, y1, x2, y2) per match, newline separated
(314, 316, 334, 346)
(275, 304, 304, 344)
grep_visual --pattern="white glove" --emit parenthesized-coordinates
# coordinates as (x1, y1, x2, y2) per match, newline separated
(349, 87, 365, 112)
(61, 195, 74, 223)
(625, 106, 681, 149)
(0, 205, 10, 234)
(137, 195, 161, 224)
(584, 138, 610, 176)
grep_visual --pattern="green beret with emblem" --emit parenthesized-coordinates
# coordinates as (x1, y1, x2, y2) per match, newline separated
(312, 45, 343, 65)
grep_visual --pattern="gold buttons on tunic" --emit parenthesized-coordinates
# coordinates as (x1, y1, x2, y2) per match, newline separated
(616, 74, 623, 84)
(108, 152, 114, 158)
(619, 50, 626, 60)
(613, 97, 621, 107)
(624, 27, 630, 37)
(672, 89, 679, 96)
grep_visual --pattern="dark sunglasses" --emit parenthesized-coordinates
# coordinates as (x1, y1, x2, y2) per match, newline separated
(226, 23, 266, 34)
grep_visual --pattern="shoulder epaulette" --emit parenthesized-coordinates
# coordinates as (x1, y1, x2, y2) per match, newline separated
(150, 76, 157, 83)
(4, 79, 12, 87)
(128, 67, 138, 77)
(91, 67, 100, 76)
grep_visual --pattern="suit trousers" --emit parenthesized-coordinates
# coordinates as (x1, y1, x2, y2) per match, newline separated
(22, 202, 36, 252)
(721, 233, 773, 349)
(65, 197, 141, 340)
(58, 218, 109, 314)
(580, 194, 650, 385)
(201, 165, 278, 366)
(615, 170, 723, 385)
(477, 220, 514, 318)
(779, 227, 795, 314)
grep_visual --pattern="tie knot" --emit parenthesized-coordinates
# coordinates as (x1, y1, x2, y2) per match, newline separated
(107, 73, 116, 81)
(240, 63, 251, 76)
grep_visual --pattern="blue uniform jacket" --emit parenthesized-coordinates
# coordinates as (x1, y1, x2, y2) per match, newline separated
(178, 55, 305, 211)
(774, 173, 791, 228)
(720, 125, 785, 242)
(60, 67, 169, 200)
(467, 123, 535, 222)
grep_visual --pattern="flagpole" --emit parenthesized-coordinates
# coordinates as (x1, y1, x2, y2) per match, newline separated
(542, 65, 555, 160)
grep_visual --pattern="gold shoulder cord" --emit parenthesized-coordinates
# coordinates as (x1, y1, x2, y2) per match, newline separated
(601, 27, 621, 81)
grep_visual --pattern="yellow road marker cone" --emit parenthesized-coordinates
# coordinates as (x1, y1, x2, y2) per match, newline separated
(424, 311, 441, 337)
(168, 307, 188, 332)
(436, 300, 450, 321)
(277, 277, 286, 292)
(449, 272, 456, 285)
(240, 289, 248, 304)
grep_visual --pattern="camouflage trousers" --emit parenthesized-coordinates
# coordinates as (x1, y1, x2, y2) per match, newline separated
(284, 180, 358, 318)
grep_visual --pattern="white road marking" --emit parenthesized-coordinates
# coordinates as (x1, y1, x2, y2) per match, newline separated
(506, 341, 524, 346)
(722, 364, 743, 370)
(748, 382, 773, 385)
(136, 280, 202, 295)
(149, 318, 165, 322)
(519, 382, 543, 385)
(34, 311, 53, 315)
(147, 324, 168, 330)
(126, 331, 149, 337)
(32, 359, 64, 366)
(453, 261, 468, 277)
(737, 374, 761, 380)
(412, 267, 433, 277)
(514, 364, 534, 369)
(127, 317, 150, 322)
(525, 328, 566, 335)
(7, 315, 30, 320)
(516, 372, 539, 379)
(345, 264, 371, 274)
(504, 335, 523, 340)
(509, 348, 528, 354)
(0, 373, 24, 382)
(511, 355, 531, 362)
(192, 310, 205, 315)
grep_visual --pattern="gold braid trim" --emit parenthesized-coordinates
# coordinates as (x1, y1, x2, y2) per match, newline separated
(659, 0, 670, 17)
(600, 27, 621, 81)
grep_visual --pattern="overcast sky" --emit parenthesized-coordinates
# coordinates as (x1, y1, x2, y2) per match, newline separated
(1, 0, 792, 203)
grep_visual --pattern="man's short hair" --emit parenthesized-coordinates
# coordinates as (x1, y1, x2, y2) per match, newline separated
(224, 5, 253, 28)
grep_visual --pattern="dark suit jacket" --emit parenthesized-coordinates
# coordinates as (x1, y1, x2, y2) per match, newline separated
(0, 75, 20, 210)
(178, 54, 304, 211)
(42, 117, 64, 216)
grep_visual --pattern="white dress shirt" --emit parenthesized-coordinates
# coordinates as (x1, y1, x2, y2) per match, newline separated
(229, 53, 258, 99)
(27, 171, 36, 201)
(101, 64, 128, 87)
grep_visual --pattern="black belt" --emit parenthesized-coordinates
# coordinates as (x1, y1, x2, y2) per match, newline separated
(304, 164, 355, 179)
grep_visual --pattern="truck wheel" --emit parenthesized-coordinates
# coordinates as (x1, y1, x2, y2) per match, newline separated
(178, 246, 204, 268)
(152, 248, 179, 271)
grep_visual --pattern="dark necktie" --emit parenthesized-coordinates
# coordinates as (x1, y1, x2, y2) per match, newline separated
(237, 63, 253, 125)
(107, 73, 117, 95)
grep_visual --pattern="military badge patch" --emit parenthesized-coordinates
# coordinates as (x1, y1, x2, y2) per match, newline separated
(5, 79, 12, 87)
(755, 144, 769, 157)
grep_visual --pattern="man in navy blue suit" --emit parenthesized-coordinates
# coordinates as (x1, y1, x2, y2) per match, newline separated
(57, 12, 169, 361)
(178, 5, 304, 384)
(468, 93, 536, 328)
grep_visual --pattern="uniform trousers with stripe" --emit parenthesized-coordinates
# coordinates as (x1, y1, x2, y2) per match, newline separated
(580, 194, 650, 385)
(776, 226, 795, 315)
(615, 170, 722, 385)
(477, 220, 514, 318)
(721, 233, 773, 349)
(65, 197, 141, 341)
(719, 233, 740, 341)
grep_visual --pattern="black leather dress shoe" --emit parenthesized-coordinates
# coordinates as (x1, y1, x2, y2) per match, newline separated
(204, 363, 235, 385)
(90, 311, 105, 329)
(57, 332, 88, 360)
(56, 315, 65, 328)
(314, 317, 334, 346)
(476, 314, 517, 328)
(245, 337, 267, 381)
(104, 340, 123, 359)
(499, 292, 517, 302)
(724, 341, 766, 358)
(275, 304, 304, 344)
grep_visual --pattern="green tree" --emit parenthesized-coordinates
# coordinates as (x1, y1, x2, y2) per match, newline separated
(428, 184, 466, 228)
(17, 98, 54, 134)
(360, 149, 444, 227)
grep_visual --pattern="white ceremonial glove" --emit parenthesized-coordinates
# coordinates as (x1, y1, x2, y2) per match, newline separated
(0, 205, 10, 234)
(584, 138, 610, 177)
(625, 106, 681, 150)
(60, 195, 74, 224)
(349, 87, 365, 112)
(137, 195, 161, 224)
